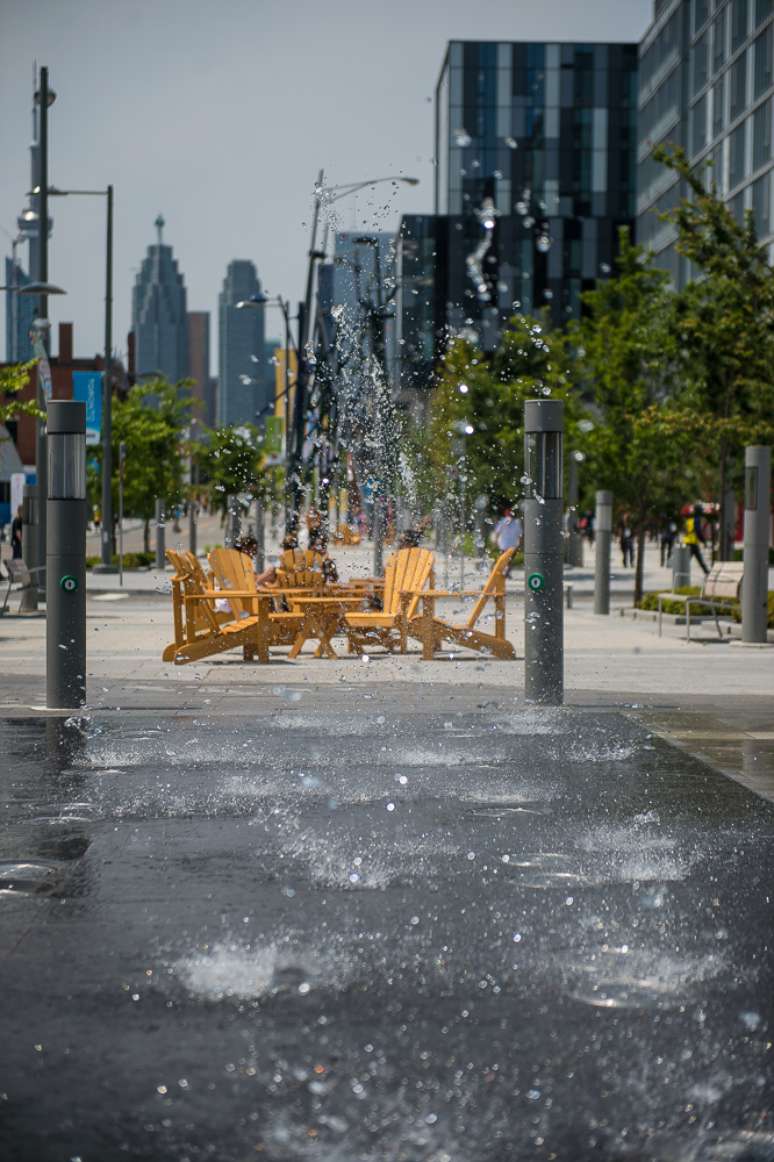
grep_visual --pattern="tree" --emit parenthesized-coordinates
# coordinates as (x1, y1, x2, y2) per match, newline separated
(574, 228, 697, 602)
(0, 362, 43, 427)
(428, 313, 583, 533)
(193, 424, 273, 523)
(89, 378, 192, 552)
(654, 145, 774, 554)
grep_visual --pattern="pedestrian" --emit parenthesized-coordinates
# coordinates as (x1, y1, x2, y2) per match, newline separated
(682, 502, 710, 576)
(619, 515, 635, 568)
(659, 518, 678, 567)
(491, 505, 523, 577)
(11, 505, 23, 559)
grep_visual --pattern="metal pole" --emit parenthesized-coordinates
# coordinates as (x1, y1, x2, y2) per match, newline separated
(373, 492, 384, 577)
(36, 67, 51, 592)
(20, 484, 39, 612)
(98, 183, 115, 570)
(118, 442, 125, 586)
(594, 489, 612, 616)
(155, 498, 165, 569)
(46, 399, 87, 708)
(254, 495, 265, 572)
(188, 500, 197, 558)
(523, 399, 564, 705)
(567, 453, 584, 567)
(742, 445, 771, 644)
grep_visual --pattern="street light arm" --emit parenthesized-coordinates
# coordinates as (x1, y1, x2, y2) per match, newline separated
(324, 175, 419, 203)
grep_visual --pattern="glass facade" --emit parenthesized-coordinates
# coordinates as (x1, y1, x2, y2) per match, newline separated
(638, 0, 774, 284)
(394, 215, 443, 411)
(433, 39, 638, 337)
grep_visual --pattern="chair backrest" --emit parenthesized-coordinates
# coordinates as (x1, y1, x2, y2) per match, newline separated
(5, 559, 31, 586)
(208, 547, 256, 618)
(167, 548, 222, 640)
(702, 561, 744, 601)
(465, 548, 514, 629)
(382, 547, 435, 618)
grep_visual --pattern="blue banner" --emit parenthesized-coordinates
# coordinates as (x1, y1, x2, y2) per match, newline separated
(72, 371, 103, 446)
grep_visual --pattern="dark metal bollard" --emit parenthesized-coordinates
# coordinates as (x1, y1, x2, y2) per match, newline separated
(742, 444, 771, 643)
(46, 400, 87, 708)
(671, 544, 691, 589)
(594, 489, 612, 615)
(155, 499, 166, 570)
(523, 399, 564, 705)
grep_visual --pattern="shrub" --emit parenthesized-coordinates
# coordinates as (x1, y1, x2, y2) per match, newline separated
(638, 586, 774, 627)
(86, 552, 155, 570)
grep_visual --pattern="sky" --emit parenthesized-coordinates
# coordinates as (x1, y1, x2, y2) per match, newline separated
(0, 0, 653, 369)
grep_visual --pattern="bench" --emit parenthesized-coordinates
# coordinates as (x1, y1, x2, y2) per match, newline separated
(656, 561, 743, 640)
(1, 558, 43, 615)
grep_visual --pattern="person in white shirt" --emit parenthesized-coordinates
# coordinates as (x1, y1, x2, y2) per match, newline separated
(491, 506, 523, 575)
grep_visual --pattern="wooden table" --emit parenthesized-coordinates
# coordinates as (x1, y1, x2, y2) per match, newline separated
(285, 595, 367, 659)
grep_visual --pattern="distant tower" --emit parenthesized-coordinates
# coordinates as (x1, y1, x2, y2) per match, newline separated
(218, 260, 268, 427)
(132, 215, 189, 382)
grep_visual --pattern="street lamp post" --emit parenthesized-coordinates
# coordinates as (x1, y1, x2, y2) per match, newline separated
(31, 184, 115, 571)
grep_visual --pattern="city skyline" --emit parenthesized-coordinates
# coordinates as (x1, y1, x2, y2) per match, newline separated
(0, 0, 652, 367)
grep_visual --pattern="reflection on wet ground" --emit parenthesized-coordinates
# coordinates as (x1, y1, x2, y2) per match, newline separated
(1, 697, 773, 1161)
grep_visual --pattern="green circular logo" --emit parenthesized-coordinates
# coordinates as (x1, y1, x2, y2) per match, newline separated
(527, 571, 545, 592)
(60, 575, 78, 593)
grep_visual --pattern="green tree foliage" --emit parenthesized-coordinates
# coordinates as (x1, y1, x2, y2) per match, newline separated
(0, 362, 43, 427)
(573, 229, 697, 601)
(193, 424, 273, 519)
(429, 314, 581, 521)
(654, 145, 774, 545)
(88, 378, 192, 550)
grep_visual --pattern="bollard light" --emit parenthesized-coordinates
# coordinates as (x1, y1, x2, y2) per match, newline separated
(46, 400, 87, 708)
(742, 444, 771, 644)
(523, 399, 564, 705)
(594, 489, 613, 616)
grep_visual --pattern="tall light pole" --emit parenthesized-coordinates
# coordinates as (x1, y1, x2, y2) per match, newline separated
(30, 184, 115, 570)
(34, 67, 55, 588)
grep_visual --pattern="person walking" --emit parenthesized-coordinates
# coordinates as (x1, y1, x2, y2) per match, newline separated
(492, 505, 523, 576)
(682, 502, 710, 576)
(619, 515, 635, 568)
(11, 505, 23, 559)
(659, 518, 678, 567)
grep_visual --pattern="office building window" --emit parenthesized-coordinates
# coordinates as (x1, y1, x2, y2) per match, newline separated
(730, 52, 748, 118)
(713, 8, 728, 71)
(753, 97, 772, 166)
(756, 0, 772, 28)
(692, 95, 709, 153)
(729, 119, 747, 185)
(713, 74, 726, 136)
(752, 171, 770, 234)
(754, 25, 773, 96)
(732, 0, 749, 50)
(692, 31, 710, 94)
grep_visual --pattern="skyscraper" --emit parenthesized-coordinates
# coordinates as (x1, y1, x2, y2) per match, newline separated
(132, 216, 189, 382)
(433, 40, 638, 337)
(218, 260, 267, 428)
(637, 0, 774, 286)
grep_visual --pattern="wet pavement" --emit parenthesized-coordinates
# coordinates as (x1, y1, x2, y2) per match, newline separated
(1, 688, 774, 1161)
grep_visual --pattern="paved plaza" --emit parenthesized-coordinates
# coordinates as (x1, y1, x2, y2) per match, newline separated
(1, 532, 773, 1160)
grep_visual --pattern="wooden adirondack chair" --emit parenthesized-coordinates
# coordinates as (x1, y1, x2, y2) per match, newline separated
(344, 547, 435, 653)
(410, 549, 517, 660)
(207, 547, 304, 649)
(162, 549, 269, 663)
(276, 547, 328, 590)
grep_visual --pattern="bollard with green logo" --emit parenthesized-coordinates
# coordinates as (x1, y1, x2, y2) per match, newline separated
(523, 399, 564, 705)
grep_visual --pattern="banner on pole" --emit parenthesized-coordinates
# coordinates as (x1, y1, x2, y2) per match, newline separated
(72, 371, 103, 446)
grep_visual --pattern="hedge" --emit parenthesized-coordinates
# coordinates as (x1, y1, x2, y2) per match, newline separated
(86, 552, 155, 570)
(638, 586, 774, 628)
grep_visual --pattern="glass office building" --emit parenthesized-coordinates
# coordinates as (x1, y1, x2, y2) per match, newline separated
(434, 40, 638, 335)
(638, 0, 774, 285)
